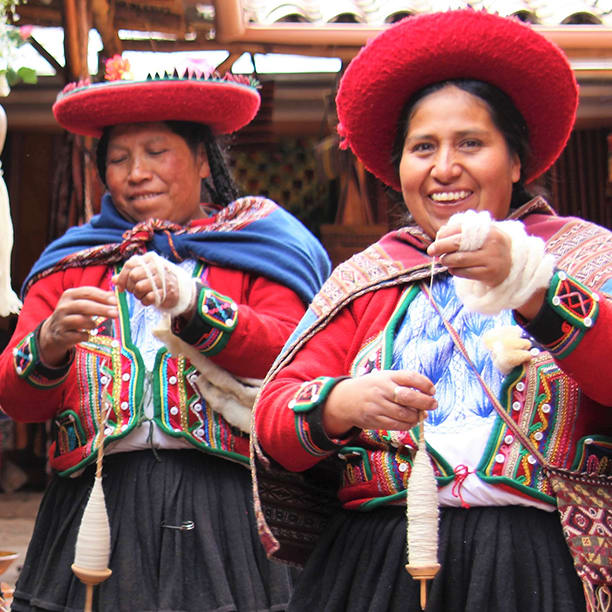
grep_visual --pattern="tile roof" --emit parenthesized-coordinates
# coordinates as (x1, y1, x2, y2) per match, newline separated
(241, 0, 612, 26)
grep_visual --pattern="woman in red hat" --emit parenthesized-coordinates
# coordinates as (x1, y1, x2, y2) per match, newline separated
(253, 10, 611, 612)
(0, 60, 330, 611)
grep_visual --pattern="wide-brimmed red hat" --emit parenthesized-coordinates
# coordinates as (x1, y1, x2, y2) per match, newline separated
(336, 9, 578, 189)
(53, 58, 261, 138)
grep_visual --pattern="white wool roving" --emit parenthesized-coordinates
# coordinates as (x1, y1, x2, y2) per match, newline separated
(153, 315, 260, 433)
(444, 209, 492, 251)
(126, 252, 196, 317)
(482, 326, 533, 375)
(0, 107, 22, 316)
(449, 213, 555, 315)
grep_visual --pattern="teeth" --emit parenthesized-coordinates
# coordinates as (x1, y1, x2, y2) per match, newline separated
(131, 193, 159, 200)
(430, 191, 470, 202)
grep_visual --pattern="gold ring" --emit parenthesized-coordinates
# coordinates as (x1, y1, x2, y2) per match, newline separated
(393, 386, 401, 404)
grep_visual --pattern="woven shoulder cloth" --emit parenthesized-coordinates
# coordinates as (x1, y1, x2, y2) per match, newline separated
(422, 282, 612, 612)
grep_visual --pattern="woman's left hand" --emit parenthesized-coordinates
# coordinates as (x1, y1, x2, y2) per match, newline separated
(112, 253, 196, 317)
(427, 224, 512, 288)
(427, 223, 547, 319)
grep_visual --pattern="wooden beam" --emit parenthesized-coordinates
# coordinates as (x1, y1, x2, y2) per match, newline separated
(212, 0, 244, 44)
(91, 0, 122, 58)
(28, 35, 65, 77)
(62, 0, 87, 80)
(214, 52, 242, 76)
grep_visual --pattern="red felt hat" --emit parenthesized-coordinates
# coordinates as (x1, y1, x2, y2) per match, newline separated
(335, 9, 578, 188)
(53, 65, 261, 138)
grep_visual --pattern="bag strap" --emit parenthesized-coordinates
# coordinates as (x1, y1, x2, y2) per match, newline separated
(420, 282, 549, 468)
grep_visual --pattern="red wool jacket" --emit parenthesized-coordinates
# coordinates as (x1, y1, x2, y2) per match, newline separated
(0, 262, 306, 474)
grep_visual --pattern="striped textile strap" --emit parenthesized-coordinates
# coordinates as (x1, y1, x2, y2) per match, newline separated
(420, 281, 548, 468)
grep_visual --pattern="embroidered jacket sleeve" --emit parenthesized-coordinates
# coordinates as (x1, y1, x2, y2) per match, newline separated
(173, 265, 308, 379)
(255, 287, 401, 472)
(0, 266, 110, 422)
(513, 213, 612, 410)
(515, 269, 612, 406)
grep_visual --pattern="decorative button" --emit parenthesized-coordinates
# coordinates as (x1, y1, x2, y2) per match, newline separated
(527, 455, 537, 464)
(194, 403, 202, 412)
(584, 317, 592, 328)
(231, 303, 238, 311)
(593, 294, 600, 302)
(111, 340, 119, 348)
(169, 376, 177, 385)
(104, 427, 113, 436)
(121, 401, 129, 410)
(585, 437, 593, 445)
(516, 382, 525, 392)
(529, 347, 540, 356)
(541, 403, 551, 413)
(552, 296, 561, 306)
(196, 428, 204, 437)
(12, 348, 17, 356)
(170, 406, 179, 416)
(534, 432, 543, 441)
(16, 366, 22, 374)
(558, 271, 567, 281)
(100, 375, 109, 385)
(122, 373, 130, 381)
(398, 463, 408, 473)
(504, 435, 514, 445)
(288, 399, 296, 409)
(512, 401, 521, 411)
(202, 305, 209, 313)
(495, 453, 505, 464)
(90, 329, 98, 336)
(121, 424, 128, 431)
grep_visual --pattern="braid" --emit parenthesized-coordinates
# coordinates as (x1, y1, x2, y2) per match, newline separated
(202, 132, 240, 206)
(166, 122, 239, 207)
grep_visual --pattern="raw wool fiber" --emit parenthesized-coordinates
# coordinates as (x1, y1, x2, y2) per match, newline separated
(153, 315, 259, 433)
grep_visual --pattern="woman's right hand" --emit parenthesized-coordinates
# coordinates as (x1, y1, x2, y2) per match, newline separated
(39, 287, 118, 367)
(322, 370, 437, 438)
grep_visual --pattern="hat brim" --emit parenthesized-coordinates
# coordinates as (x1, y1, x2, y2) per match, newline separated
(336, 10, 578, 188)
(53, 78, 261, 138)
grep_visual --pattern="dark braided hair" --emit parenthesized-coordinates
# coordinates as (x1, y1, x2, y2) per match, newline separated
(390, 79, 533, 210)
(96, 121, 239, 207)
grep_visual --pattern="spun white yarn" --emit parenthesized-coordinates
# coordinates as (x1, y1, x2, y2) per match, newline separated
(73, 476, 111, 571)
(406, 437, 439, 567)
(449, 212, 556, 315)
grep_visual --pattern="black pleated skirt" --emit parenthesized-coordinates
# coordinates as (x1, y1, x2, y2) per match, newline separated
(11, 449, 294, 612)
(288, 505, 586, 612)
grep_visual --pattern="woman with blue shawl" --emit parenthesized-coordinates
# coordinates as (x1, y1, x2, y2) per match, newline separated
(0, 58, 330, 612)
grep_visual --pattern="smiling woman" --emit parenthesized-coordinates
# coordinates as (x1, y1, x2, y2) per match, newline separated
(103, 123, 210, 225)
(0, 59, 331, 612)
(251, 9, 612, 612)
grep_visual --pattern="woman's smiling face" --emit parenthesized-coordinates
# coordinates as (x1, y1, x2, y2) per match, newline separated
(105, 122, 210, 225)
(398, 84, 521, 239)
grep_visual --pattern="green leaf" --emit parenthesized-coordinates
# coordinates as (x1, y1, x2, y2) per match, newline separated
(17, 66, 36, 84)
(5, 68, 18, 86)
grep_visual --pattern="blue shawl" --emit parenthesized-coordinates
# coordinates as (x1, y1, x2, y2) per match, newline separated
(23, 193, 331, 304)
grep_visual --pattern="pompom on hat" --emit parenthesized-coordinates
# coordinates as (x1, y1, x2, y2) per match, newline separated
(335, 9, 579, 189)
(52, 56, 261, 138)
